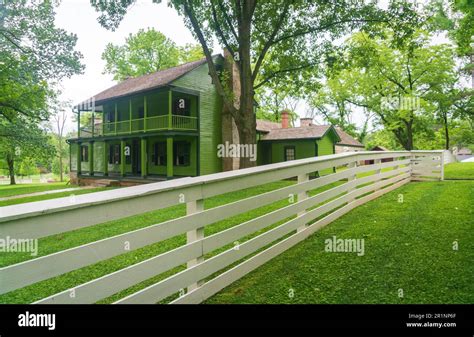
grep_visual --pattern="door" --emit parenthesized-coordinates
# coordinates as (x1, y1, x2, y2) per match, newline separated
(132, 139, 141, 175)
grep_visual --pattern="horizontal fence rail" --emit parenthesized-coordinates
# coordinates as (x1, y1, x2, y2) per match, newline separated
(0, 150, 444, 303)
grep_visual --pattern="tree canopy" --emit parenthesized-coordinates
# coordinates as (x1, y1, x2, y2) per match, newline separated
(102, 28, 204, 81)
(91, 0, 419, 167)
(0, 1, 83, 183)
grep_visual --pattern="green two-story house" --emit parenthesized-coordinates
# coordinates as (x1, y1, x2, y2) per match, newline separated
(69, 56, 224, 184)
(69, 54, 359, 185)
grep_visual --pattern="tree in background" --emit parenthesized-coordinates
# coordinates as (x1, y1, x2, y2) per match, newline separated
(0, 120, 55, 184)
(427, 0, 474, 85)
(91, 0, 418, 168)
(315, 30, 459, 151)
(0, 1, 83, 184)
(102, 28, 204, 81)
(49, 100, 70, 182)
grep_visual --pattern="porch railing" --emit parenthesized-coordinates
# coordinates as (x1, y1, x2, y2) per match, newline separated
(98, 115, 198, 136)
(0, 150, 445, 304)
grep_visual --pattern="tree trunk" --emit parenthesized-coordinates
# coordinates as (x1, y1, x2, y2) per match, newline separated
(236, 0, 257, 169)
(6, 154, 16, 185)
(443, 112, 450, 150)
(404, 120, 414, 151)
(236, 114, 257, 168)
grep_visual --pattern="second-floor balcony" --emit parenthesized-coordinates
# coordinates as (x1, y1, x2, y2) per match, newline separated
(79, 115, 198, 138)
(76, 88, 200, 139)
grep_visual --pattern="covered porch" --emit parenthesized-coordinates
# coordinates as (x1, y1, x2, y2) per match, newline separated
(71, 134, 198, 181)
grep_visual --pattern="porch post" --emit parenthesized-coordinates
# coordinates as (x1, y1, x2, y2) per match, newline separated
(77, 109, 81, 138)
(89, 141, 94, 176)
(166, 137, 173, 178)
(141, 137, 147, 178)
(120, 140, 126, 177)
(103, 141, 108, 176)
(91, 111, 95, 137)
(144, 95, 147, 131)
(129, 99, 132, 133)
(77, 142, 81, 176)
(114, 102, 118, 135)
(168, 90, 172, 130)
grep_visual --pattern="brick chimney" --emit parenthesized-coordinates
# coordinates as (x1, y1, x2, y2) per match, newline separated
(300, 117, 313, 127)
(281, 110, 290, 128)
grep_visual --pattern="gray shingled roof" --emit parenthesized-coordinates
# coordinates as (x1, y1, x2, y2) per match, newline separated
(260, 124, 335, 140)
(256, 119, 281, 132)
(335, 127, 364, 147)
(82, 57, 210, 106)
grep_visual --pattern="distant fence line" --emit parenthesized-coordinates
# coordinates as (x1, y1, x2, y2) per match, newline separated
(0, 150, 445, 304)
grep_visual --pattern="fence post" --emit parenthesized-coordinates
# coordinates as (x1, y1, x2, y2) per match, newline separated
(186, 199, 204, 292)
(440, 151, 444, 181)
(409, 151, 414, 180)
(374, 158, 381, 190)
(347, 160, 357, 202)
(297, 173, 309, 232)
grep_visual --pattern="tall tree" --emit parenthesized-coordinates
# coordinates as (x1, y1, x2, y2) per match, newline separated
(0, 120, 54, 184)
(0, 1, 83, 183)
(49, 101, 70, 182)
(91, 0, 418, 168)
(102, 28, 204, 81)
(322, 30, 458, 150)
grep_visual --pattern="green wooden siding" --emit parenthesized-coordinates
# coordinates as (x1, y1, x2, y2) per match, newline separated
(269, 140, 315, 163)
(317, 132, 336, 175)
(171, 63, 222, 175)
(316, 135, 335, 156)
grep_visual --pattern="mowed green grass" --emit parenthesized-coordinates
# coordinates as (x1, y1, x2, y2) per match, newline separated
(0, 187, 110, 207)
(444, 162, 474, 180)
(206, 181, 474, 304)
(0, 182, 69, 198)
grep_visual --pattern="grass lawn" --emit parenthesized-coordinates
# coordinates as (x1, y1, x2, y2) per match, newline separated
(0, 182, 69, 198)
(206, 180, 474, 304)
(444, 162, 474, 180)
(0, 187, 111, 207)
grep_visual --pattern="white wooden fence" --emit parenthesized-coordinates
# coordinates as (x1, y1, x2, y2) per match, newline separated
(0, 150, 444, 304)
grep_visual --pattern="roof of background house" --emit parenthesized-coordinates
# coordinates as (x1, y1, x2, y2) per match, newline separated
(256, 119, 281, 133)
(260, 124, 337, 141)
(370, 145, 390, 151)
(458, 147, 472, 155)
(335, 128, 364, 147)
(79, 56, 220, 107)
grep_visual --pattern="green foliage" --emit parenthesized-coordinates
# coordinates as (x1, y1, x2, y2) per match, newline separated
(102, 28, 204, 81)
(0, 1, 83, 184)
(0, 1, 83, 121)
(316, 29, 461, 150)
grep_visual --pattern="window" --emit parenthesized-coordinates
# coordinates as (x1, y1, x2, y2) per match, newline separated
(153, 142, 167, 166)
(138, 106, 144, 119)
(284, 146, 295, 161)
(80, 145, 89, 162)
(174, 141, 190, 166)
(172, 98, 191, 116)
(108, 144, 121, 164)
